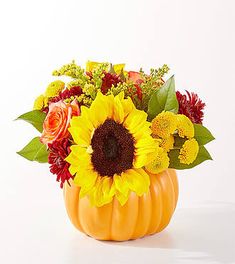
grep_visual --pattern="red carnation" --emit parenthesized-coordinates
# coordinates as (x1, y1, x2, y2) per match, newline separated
(101, 72, 122, 94)
(48, 138, 73, 188)
(176, 90, 205, 124)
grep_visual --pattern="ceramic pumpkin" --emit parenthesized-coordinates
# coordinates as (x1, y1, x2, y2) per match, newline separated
(64, 169, 178, 241)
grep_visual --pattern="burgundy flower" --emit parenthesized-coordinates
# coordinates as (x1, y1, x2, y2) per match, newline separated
(134, 84, 143, 101)
(128, 71, 144, 101)
(176, 90, 205, 124)
(50, 86, 82, 103)
(101, 72, 122, 94)
(42, 86, 82, 114)
(48, 138, 73, 188)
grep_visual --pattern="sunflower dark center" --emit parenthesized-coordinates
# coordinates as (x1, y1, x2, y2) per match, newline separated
(103, 135, 119, 159)
(91, 119, 135, 177)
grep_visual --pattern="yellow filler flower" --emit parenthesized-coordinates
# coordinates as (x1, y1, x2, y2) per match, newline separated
(66, 92, 159, 206)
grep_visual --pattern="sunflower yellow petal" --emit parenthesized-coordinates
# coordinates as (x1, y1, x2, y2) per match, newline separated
(86, 61, 109, 72)
(113, 174, 129, 197)
(135, 140, 158, 151)
(74, 169, 97, 189)
(121, 97, 135, 118)
(89, 178, 104, 206)
(68, 127, 91, 146)
(71, 115, 94, 133)
(101, 177, 115, 198)
(122, 169, 150, 196)
(115, 191, 129, 206)
(133, 154, 149, 168)
(89, 92, 114, 127)
(65, 151, 79, 166)
(68, 165, 79, 176)
(131, 123, 151, 141)
(113, 94, 125, 123)
(113, 64, 125, 74)
(124, 109, 148, 133)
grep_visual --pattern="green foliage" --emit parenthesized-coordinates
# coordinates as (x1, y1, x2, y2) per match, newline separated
(194, 124, 215, 145)
(147, 76, 179, 120)
(140, 65, 169, 111)
(16, 110, 46, 132)
(168, 145, 212, 169)
(173, 135, 187, 148)
(17, 137, 48, 163)
(91, 63, 109, 89)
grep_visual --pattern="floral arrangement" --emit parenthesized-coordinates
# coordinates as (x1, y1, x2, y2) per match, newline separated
(17, 61, 214, 207)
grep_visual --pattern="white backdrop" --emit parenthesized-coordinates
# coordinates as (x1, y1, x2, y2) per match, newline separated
(0, 0, 235, 263)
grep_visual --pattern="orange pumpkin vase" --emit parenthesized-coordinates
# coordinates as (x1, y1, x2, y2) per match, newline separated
(63, 169, 178, 241)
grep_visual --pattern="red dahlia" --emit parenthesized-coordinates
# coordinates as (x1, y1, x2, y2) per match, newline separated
(48, 138, 73, 188)
(101, 72, 122, 94)
(176, 90, 205, 124)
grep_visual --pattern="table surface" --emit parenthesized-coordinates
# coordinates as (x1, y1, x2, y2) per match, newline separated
(1, 201, 234, 264)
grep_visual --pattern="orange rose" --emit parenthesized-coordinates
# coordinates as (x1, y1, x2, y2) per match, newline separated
(40, 100, 80, 145)
(128, 71, 144, 84)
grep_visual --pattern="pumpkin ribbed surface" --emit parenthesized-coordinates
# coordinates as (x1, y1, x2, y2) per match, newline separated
(63, 169, 178, 241)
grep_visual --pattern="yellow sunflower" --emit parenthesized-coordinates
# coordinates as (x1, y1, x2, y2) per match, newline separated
(66, 92, 159, 206)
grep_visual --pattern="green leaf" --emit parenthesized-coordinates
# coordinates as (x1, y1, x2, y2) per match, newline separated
(173, 135, 187, 148)
(147, 75, 179, 120)
(17, 137, 48, 163)
(109, 63, 116, 74)
(168, 145, 212, 170)
(194, 124, 215, 145)
(16, 110, 46, 132)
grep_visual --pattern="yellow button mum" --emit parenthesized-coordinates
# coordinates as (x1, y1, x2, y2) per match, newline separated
(145, 148, 170, 174)
(33, 94, 45, 110)
(179, 138, 199, 164)
(44, 80, 65, 98)
(66, 92, 159, 206)
(159, 134, 174, 152)
(177, 114, 194, 138)
(151, 111, 177, 138)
